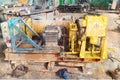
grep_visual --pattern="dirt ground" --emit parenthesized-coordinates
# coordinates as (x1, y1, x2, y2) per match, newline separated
(0, 10, 120, 79)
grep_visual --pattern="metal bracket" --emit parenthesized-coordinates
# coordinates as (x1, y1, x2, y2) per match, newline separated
(8, 17, 41, 51)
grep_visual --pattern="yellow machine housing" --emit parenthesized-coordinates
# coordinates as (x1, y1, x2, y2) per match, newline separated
(66, 15, 108, 59)
(80, 15, 108, 59)
(68, 22, 78, 54)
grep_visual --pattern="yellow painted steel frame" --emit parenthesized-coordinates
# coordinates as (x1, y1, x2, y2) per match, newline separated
(80, 36, 108, 59)
(80, 15, 108, 59)
(66, 22, 78, 54)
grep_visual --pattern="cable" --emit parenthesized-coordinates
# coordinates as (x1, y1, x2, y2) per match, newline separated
(109, 57, 120, 62)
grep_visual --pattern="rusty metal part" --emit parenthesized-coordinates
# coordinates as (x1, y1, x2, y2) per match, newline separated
(11, 64, 28, 77)
(58, 62, 85, 67)
(5, 48, 102, 63)
(106, 70, 117, 79)
(47, 62, 55, 70)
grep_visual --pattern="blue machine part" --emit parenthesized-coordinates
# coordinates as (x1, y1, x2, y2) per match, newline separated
(8, 17, 42, 51)
(8, 18, 21, 28)
(57, 68, 69, 80)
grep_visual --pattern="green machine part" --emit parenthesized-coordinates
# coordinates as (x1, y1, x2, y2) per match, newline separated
(71, 0, 78, 5)
(59, 0, 72, 5)
(59, 0, 64, 5)
(59, 0, 78, 5)
(47, 0, 54, 6)
(65, 0, 72, 5)
(89, 0, 112, 7)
